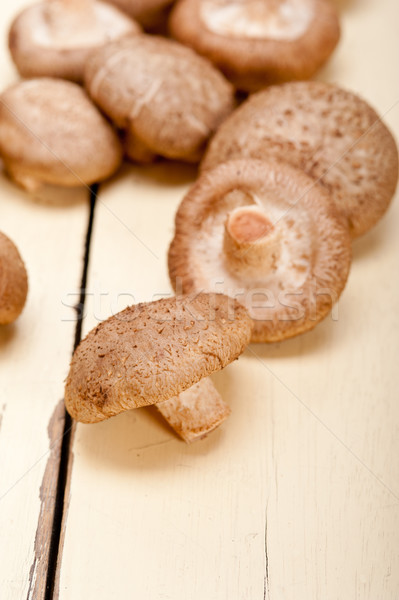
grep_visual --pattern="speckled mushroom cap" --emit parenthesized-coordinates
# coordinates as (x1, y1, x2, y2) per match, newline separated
(0, 78, 123, 191)
(0, 232, 28, 325)
(202, 82, 399, 238)
(65, 293, 252, 423)
(84, 35, 235, 163)
(106, 0, 175, 28)
(8, 0, 140, 83)
(169, 0, 340, 91)
(168, 159, 352, 343)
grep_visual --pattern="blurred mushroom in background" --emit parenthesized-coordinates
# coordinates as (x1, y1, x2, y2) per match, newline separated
(169, 0, 340, 90)
(0, 232, 28, 326)
(0, 79, 123, 191)
(8, 0, 141, 82)
(84, 35, 235, 164)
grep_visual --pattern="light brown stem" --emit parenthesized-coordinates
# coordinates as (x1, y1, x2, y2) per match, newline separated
(155, 378, 231, 443)
(223, 205, 281, 280)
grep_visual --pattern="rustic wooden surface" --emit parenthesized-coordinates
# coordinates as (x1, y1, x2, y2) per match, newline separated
(0, 3, 91, 598)
(0, 0, 399, 598)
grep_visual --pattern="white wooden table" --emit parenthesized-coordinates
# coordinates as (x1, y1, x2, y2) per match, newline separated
(0, 1, 398, 599)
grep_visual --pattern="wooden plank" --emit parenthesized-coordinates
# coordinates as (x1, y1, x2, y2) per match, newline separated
(57, 1, 399, 598)
(0, 2, 91, 597)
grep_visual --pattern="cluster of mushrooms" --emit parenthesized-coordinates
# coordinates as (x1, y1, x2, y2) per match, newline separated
(0, 0, 398, 442)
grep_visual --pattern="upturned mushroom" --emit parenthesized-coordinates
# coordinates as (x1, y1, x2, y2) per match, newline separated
(202, 81, 399, 238)
(105, 0, 175, 28)
(65, 293, 253, 442)
(0, 79, 123, 191)
(84, 35, 235, 163)
(169, 0, 340, 91)
(168, 159, 352, 343)
(0, 232, 28, 325)
(8, 0, 140, 83)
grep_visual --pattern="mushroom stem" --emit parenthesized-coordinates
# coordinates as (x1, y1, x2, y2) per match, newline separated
(223, 204, 280, 280)
(155, 378, 230, 443)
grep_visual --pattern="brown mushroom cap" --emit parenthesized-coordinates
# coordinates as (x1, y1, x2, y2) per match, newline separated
(0, 232, 28, 325)
(65, 293, 252, 423)
(8, 0, 140, 83)
(106, 0, 175, 28)
(0, 78, 123, 191)
(84, 35, 235, 162)
(169, 0, 340, 91)
(202, 82, 399, 238)
(169, 159, 352, 343)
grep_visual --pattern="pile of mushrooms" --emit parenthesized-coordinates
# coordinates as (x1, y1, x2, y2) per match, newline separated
(0, 0, 398, 443)
(1, 15, 237, 188)
(1, 0, 345, 192)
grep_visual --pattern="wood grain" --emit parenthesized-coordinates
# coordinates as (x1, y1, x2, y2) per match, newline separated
(0, 3, 91, 598)
(0, 178, 90, 600)
(26, 401, 65, 600)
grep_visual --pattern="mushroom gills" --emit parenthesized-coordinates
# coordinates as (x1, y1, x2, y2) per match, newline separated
(156, 378, 230, 443)
(168, 158, 352, 343)
(33, 0, 135, 49)
(169, 0, 340, 90)
(8, 0, 140, 82)
(200, 0, 314, 41)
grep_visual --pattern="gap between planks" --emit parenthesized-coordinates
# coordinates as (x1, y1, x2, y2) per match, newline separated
(27, 184, 98, 600)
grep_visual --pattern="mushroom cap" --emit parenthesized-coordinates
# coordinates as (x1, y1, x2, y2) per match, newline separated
(0, 232, 28, 325)
(168, 159, 352, 343)
(0, 78, 123, 190)
(65, 293, 252, 423)
(84, 35, 235, 162)
(169, 0, 340, 91)
(106, 0, 175, 27)
(8, 0, 140, 83)
(202, 81, 399, 238)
